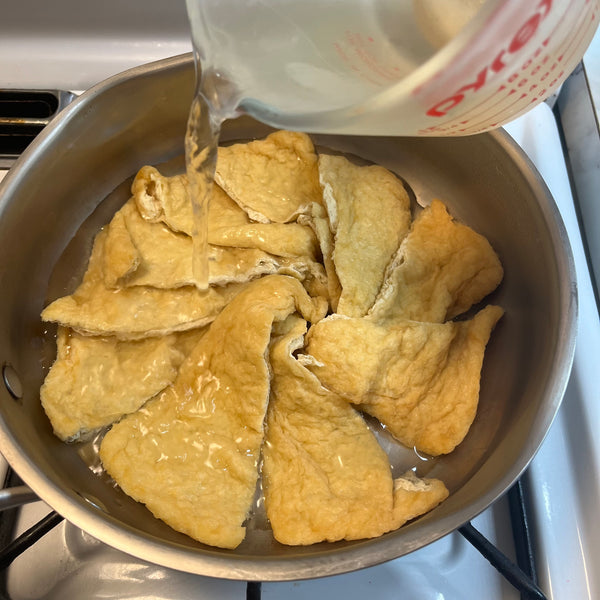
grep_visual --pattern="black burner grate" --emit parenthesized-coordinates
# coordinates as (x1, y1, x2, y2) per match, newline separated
(458, 479, 548, 600)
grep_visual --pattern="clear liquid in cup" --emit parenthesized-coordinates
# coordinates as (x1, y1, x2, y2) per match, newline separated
(185, 0, 484, 132)
(186, 0, 600, 136)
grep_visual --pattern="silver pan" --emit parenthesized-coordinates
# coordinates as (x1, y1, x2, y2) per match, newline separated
(0, 54, 576, 580)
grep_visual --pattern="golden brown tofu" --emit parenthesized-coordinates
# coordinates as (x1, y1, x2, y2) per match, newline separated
(305, 305, 504, 455)
(102, 199, 323, 289)
(263, 316, 448, 544)
(41, 229, 246, 339)
(132, 166, 191, 232)
(318, 154, 411, 317)
(215, 130, 322, 223)
(40, 326, 206, 441)
(132, 166, 320, 259)
(41, 130, 506, 549)
(369, 199, 503, 322)
(100, 275, 327, 548)
(298, 202, 343, 312)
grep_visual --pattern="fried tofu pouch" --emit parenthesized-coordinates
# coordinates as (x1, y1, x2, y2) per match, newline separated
(263, 316, 448, 545)
(305, 305, 504, 456)
(40, 326, 207, 441)
(369, 199, 503, 323)
(214, 130, 322, 223)
(99, 275, 327, 549)
(132, 166, 320, 260)
(41, 229, 246, 339)
(298, 202, 342, 311)
(318, 155, 411, 317)
(102, 198, 324, 290)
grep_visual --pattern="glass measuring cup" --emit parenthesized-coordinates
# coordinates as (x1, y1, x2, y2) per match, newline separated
(186, 0, 599, 136)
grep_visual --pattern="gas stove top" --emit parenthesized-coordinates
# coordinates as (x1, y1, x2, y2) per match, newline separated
(0, 3, 599, 599)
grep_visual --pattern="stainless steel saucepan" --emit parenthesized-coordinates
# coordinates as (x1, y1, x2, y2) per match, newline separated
(0, 54, 576, 580)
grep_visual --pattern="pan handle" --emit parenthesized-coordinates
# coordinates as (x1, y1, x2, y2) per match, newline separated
(0, 485, 39, 512)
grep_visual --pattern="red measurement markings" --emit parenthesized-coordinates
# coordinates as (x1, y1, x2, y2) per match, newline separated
(423, 3, 597, 133)
(416, 79, 524, 132)
(556, 10, 597, 76)
(549, 15, 585, 71)
(425, 0, 553, 118)
(417, 0, 598, 134)
(417, 63, 548, 134)
(454, 84, 531, 130)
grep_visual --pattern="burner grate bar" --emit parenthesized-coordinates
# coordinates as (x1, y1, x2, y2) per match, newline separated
(508, 479, 539, 593)
(0, 511, 63, 571)
(458, 521, 547, 600)
(246, 581, 261, 600)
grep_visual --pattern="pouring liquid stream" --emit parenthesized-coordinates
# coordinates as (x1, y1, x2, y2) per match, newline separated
(184, 66, 240, 291)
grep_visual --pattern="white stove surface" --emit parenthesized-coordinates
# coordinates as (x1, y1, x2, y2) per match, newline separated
(1, 6, 599, 598)
(505, 106, 600, 600)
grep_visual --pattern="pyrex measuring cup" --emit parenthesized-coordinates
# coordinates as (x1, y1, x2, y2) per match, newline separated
(187, 0, 599, 135)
